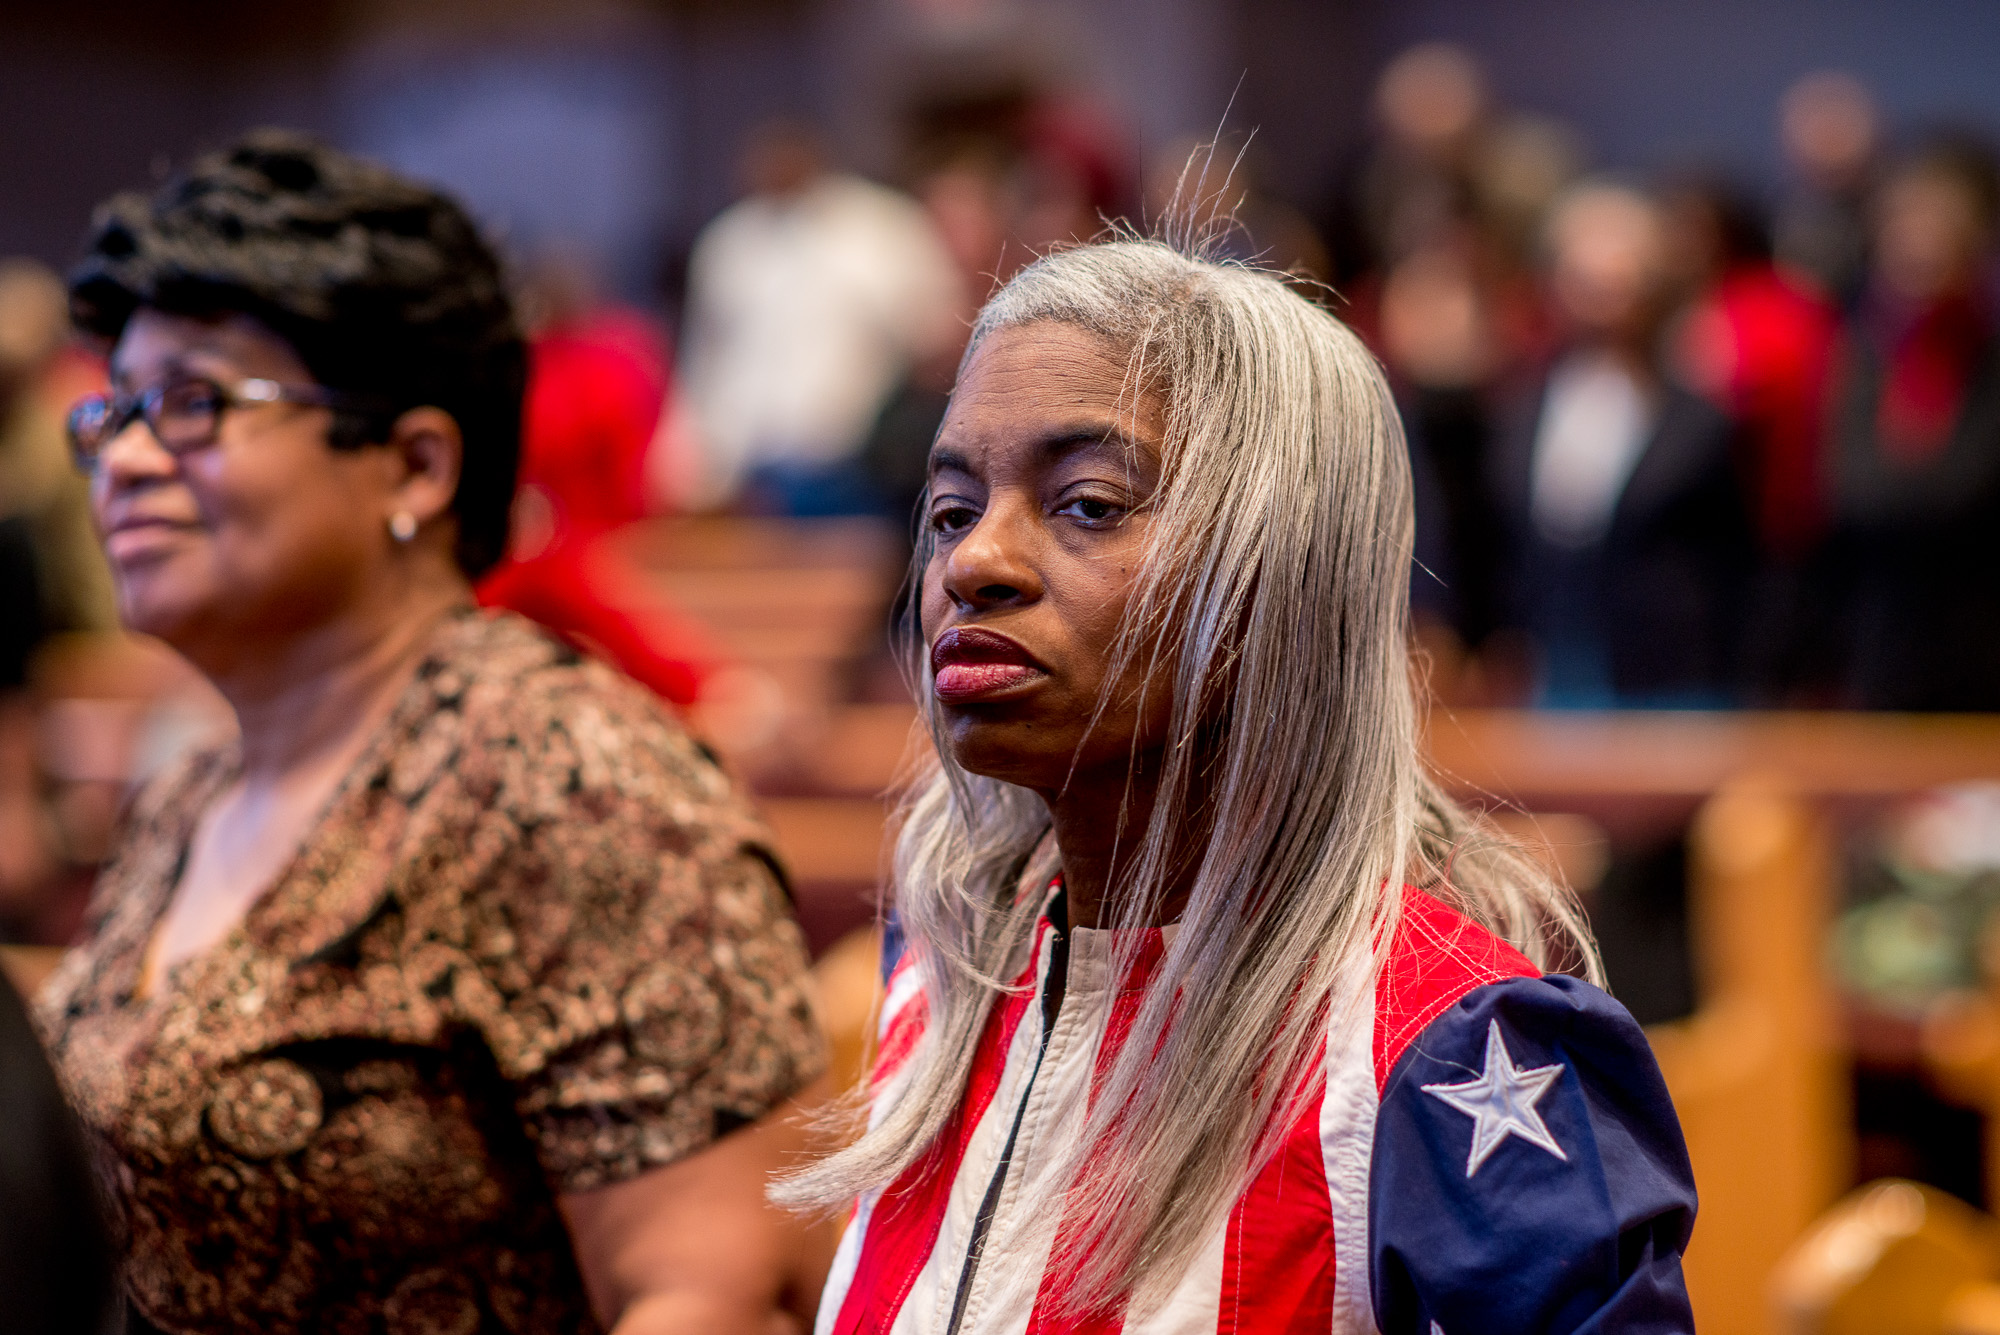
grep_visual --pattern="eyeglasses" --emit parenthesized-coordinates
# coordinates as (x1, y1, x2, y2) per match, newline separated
(66, 376, 387, 471)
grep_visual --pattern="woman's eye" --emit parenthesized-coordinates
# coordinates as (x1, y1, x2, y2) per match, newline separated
(930, 505, 977, 534)
(1057, 496, 1123, 524)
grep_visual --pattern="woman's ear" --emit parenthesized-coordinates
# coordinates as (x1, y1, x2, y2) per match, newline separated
(384, 406, 464, 527)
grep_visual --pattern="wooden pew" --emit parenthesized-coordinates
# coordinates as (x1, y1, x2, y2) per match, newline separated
(760, 795, 897, 957)
(620, 515, 904, 709)
(1428, 711, 2000, 1333)
(1426, 709, 2000, 809)
(1771, 1179, 2000, 1335)
(0, 945, 65, 1000)
(1917, 916, 2000, 1219)
(1647, 778, 1848, 1335)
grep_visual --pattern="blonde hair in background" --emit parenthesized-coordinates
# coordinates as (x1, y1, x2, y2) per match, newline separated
(775, 236, 1599, 1316)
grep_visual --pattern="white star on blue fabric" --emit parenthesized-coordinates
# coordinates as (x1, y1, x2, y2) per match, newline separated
(1421, 1018, 1569, 1177)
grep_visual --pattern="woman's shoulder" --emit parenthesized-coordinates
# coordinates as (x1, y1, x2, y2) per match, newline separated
(424, 608, 737, 811)
(1368, 890, 1668, 1120)
(1360, 893, 1697, 1332)
(1372, 888, 1543, 1093)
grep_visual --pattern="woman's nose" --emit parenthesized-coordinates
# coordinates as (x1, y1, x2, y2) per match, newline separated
(95, 420, 180, 486)
(942, 501, 1043, 612)
(92, 421, 182, 506)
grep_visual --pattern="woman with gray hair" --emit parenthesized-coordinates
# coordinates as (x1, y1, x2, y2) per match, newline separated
(782, 238, 1696, 1332)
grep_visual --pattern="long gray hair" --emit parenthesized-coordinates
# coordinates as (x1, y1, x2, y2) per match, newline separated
(777, 238, 1598, 1314)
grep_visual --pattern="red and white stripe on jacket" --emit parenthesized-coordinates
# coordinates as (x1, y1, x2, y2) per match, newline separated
(815, 889, 1540, 1335)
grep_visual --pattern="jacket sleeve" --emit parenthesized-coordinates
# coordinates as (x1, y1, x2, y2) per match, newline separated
(1369, 974, 1697, 1334)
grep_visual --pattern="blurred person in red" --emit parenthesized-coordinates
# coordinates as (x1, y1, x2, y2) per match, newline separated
(1007, 96, 1134, 259)
(476, 251, 717, 709)
(1662, 175, 1843, 703)
(678, 119, 962, 516)
(1829, 135, 2000, 710)
(1490, 182, 1755, 706)
(1775, 71, 1881, 311)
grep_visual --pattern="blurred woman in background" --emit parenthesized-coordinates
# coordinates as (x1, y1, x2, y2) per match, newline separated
(1490, 182, 1754, 706)
(784, 239, 1697, 1333)
(41, 132, 831, 1335)
(1830, 135, 2000, 710)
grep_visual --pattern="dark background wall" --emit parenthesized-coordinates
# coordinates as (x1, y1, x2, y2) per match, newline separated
(4, 0, 1997, 304)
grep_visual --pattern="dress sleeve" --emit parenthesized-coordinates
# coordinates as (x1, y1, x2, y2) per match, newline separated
(458, 675, 827, 1195)
(1368, 974, 1697, 1334)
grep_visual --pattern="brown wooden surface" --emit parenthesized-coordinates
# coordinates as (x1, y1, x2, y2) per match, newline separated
(618, 516, 901, 573)
(1426, 709, 2000, 804)
(1649, 778, 1850, 1335)
(786, 705, 2000, 804)
(762, 797, 895, 885)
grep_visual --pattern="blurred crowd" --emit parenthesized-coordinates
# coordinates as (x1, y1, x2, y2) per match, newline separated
(4, 45, 2000, 961)
(1355, 55, 2000, 715)
(663, 47, 2000, 716)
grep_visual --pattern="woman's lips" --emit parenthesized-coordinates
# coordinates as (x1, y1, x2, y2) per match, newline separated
(103, 518, 199, 563)
(934, 660, 1045, 703)
(930, 626, 1047, 704)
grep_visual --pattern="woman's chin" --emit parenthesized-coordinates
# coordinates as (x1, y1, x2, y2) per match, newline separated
(115, 580, 217, 647)
(940, 718, 1070, 792)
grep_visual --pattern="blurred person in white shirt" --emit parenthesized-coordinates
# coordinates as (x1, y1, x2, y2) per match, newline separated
(678, 120, 963, 513)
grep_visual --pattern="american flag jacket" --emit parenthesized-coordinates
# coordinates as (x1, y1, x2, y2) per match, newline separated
(817, 888, 1698, 1334)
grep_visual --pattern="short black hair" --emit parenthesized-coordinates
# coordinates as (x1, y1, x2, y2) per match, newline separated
(69, 129, 525, 578)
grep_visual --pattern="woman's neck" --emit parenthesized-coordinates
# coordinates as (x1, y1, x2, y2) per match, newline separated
(208, 579, 467, 781)
(1042, 752, 1199, 931)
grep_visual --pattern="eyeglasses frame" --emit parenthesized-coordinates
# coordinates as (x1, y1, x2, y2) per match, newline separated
(67, 376, 394, 472)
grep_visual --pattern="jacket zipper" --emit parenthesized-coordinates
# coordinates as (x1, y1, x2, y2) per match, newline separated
(944, 919, 1070, 1335)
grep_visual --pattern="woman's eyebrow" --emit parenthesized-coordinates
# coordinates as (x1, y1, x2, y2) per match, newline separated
(929, 445, 974, 477)
(929, 423, 1151, 477)
(108, 352, 201, 390)
(1039, 424, 1145, 460)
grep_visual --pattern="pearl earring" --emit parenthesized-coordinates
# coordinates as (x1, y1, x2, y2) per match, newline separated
(388, 511, 418, 543)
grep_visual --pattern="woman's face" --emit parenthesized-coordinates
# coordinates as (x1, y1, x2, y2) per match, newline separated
(1875, 167, 1988, 305)
(91, 309, 408, 656)
(920, 321, 1173, 795)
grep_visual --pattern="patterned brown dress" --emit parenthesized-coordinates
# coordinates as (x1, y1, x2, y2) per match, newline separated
(37, 608, 827, 1335)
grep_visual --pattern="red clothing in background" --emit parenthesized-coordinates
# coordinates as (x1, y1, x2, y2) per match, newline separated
(478, 309, 716, 709)
(1873, 293, 1994, 464)
(516, 310, 668, 532)
(1679, 264, 1839, 558)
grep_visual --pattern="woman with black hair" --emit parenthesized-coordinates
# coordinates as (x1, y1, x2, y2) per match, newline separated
(38, 131, 832, 1334)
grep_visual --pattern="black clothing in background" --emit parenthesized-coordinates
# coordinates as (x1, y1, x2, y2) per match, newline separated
(1831, 328, 2000, 710)
(1775, 186, 1872, 313)
(0, 515, 47, 692)
(0, 968, 117, 1335)
(1587, 835, 1697, 1027)
(1490, 377, 1756, 705)
(856, 374, 950, 546)
(1404, 386, 1506, 647)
